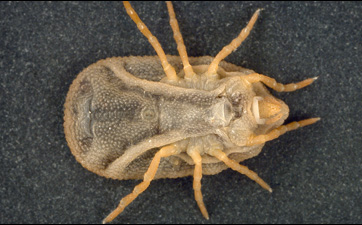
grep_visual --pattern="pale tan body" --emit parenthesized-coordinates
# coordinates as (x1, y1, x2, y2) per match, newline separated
(64, 56, 266, 179)
(64, 1, 319, 223)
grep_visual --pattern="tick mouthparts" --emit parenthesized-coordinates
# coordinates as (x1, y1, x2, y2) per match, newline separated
(252, 96, 266, 124)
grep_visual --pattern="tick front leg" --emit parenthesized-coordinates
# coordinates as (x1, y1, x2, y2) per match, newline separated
(187, 147, 209, 220)
(243, 73, 318, 92)
(247, 118, 321, 146)
(208, 149, 272, 193)
(102, 145, 180, 224)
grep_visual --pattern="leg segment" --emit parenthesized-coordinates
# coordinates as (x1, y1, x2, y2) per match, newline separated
(123, 1, 179, 81)
(187, 147, 209, 219)
(243, 73, 318, 92)
(208, 149, 272, 193)
(207, 9, 262, 76)
(247, 118, 321, 146)
(102, 145, 179, 224)
(166, 1, 196, 80)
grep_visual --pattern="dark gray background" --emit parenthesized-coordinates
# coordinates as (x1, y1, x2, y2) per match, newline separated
(1, 1, 361, 224)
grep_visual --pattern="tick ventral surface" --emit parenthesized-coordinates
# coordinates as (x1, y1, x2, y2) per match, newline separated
(64, 1, 319, 223)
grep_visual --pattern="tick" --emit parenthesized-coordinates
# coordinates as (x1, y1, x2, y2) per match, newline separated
(64, 1, 319, 223)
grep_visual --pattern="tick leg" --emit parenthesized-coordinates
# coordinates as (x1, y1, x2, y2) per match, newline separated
(243, 73, 318, 92)
(208, 149, 272, 192)
(123, 1, 179, 81)
(187, 147, 209, 220)
(102, 145, 179, 224)
(207, 9, 262, 77)
(166, 1, 196, 80)
(247, 118, 321, 146)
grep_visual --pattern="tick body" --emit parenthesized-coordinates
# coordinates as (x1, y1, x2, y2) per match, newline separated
(64, 1, 319, 223)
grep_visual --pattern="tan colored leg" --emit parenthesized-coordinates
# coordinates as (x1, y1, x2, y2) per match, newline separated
(187, 148, 209, 219)
(247, 118, 321, 146)
(166, 1, 196, 80)
(123, 1, 179, 81)
(102, 145, 179, 224)
(207, 9, 262, 76)
(243, 73, 318, 92)
(208, 149, 272, 192)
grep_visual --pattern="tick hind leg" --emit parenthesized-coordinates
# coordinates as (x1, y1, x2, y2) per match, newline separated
(187, 146, 209, 219)
(102, 145, 180, 224)
(123, 1, 179, 81)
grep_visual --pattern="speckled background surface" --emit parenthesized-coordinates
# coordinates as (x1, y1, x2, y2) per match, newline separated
(1, 1, 361, 224)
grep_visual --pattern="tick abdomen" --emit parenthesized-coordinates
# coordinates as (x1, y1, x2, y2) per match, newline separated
(64, 56, 260, 180)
